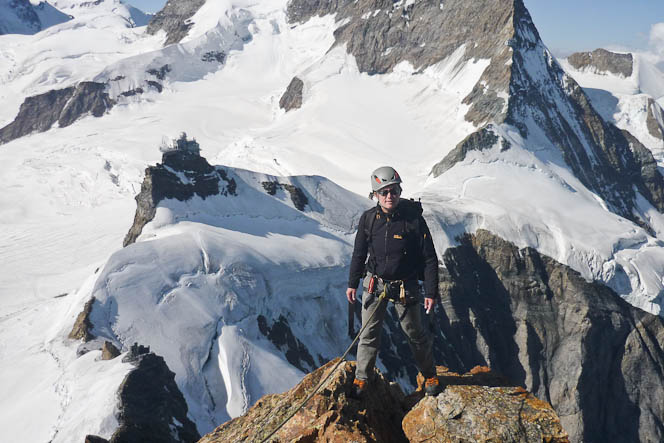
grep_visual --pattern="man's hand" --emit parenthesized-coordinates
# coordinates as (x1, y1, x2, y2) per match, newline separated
(424, 297, 436, 314)
(346, 288, 357, 303)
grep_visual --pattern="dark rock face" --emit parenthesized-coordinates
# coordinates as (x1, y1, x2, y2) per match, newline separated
(435, 229, 664, 443)
(147, 0, 207, 46)
(431, 126, 504, 176)
(147, 64, 171, 81)
(622, 129, 664, 211)
(68, 297, 95, 342)
(568, 49, 634, 77)
(110, 343, 200, 443)
(0, 0, 40, 34)
(257, 315, 316, 372)
(201, 51, 226, 63)
(287, 0, 516, 126)
(146, 80, 163, 93)
(646, 98, 664, 141)
(0, 0, 70, 35)
(123, 135, 237, 246)
(279, 76, 304, 111)
(0, 82, 114, 145)
(261, 181, 308, 210)
(59, 82, 115, 127)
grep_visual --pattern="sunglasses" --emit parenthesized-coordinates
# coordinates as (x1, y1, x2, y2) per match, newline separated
(377, 187, 401, 197)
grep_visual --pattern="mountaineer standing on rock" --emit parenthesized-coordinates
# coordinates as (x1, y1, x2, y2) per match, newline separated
(347, 166, 441, 397)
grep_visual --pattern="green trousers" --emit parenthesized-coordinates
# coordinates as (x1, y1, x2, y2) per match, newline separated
(355, 276, 436, 382)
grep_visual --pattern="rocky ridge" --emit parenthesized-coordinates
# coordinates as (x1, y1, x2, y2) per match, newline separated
(567, 48, 634, 77)
(86, 343, 200, 443)
(199, 359, 567, 443)
(0, 82, 114, 145)
(123, 133, 237, 246)
(0, 0, 70, 35)
(146, 0, 207, 46)
(436, 229, 664, 442)
(647, 97, 664, 141)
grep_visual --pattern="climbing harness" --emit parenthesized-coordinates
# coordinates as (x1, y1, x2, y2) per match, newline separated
(257, 290, 388, 443)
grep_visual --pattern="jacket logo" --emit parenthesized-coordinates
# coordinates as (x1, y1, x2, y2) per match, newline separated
(394, 234, 403, 239)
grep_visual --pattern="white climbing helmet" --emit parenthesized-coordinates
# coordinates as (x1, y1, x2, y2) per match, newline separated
(370, 166, 402, 192)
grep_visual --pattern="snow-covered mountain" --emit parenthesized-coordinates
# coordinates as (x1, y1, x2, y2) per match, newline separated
(0, 0, 71, 35)
(1, 0, 664, 442)
(561, 48, 664, 171)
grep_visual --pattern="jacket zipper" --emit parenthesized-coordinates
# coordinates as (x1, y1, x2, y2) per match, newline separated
(384, 215, 390, 269)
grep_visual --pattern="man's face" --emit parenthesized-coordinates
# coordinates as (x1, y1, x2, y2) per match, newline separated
(375, 184, 401, 212)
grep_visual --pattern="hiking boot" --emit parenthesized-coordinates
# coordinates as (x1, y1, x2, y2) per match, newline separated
(424, 376, 442, 396)
(352, 378, 368, 398)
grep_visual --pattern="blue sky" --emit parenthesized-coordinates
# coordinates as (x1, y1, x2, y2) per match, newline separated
(524, 0, 664, 56)
(128, 0, 664, 57)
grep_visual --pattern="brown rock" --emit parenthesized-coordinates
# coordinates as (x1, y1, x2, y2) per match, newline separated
(68, 297, 95, 342)
(568, 48, 633, 77)
(199, 359, 408, 443)
(404, 366, 568, 442)
(101, 341, 121, 360)
(199, 360, 567, 443)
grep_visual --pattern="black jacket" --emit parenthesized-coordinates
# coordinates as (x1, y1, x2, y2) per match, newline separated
(348, 200, 439, 298)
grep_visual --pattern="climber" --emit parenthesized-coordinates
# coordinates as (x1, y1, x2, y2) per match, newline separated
(347, 166, 442, 398)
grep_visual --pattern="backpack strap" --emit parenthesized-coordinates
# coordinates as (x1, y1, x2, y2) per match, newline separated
(364, 206, 379, 274)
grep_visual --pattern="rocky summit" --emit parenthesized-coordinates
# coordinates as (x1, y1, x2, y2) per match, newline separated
(437, 230, 664, 442)
(567, 48, 634, 77)
(199, 359, 567, 443)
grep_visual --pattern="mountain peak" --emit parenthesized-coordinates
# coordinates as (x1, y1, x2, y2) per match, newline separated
(568, 48, 634, 78)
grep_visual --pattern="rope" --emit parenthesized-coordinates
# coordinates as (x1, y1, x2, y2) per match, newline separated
(257, 291, 387, 443)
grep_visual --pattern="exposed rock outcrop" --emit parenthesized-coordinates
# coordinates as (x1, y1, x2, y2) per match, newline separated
(287, 0, 515, 125)
(431, 126, 508, 176)
(123, 134, 237, 246)
(647, 98, 664, 141)
(403, 366, 568, 442)
(279, 76, 304, 111)
(257, 315, 316, 372)
(0, 0, 70, 35)
(568, 48, 634, 77)
(199, 360, 566, 443)
(261, 180, 309, 210)
(147, 0, 207, 46)
(436, 229, 664, 443)
(0, 82, 114, 145)
(101, 341, 120, 360)
(68, 297, 95, 342)
(109, 343, 200, 443)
